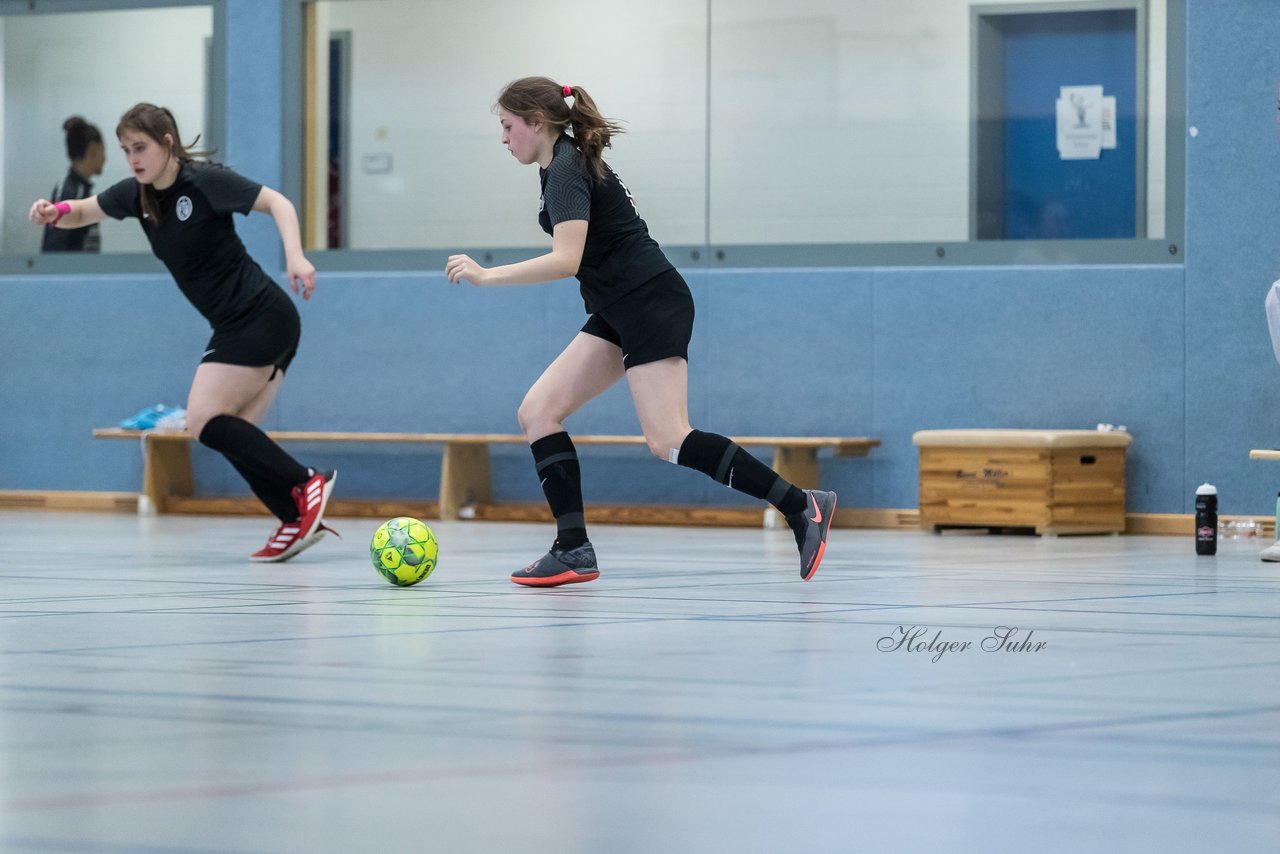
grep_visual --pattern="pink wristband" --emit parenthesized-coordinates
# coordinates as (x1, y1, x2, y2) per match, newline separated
(52, 201, 71, 224)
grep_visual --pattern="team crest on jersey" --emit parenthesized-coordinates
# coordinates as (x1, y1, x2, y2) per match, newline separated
(176, 196, 193, 222)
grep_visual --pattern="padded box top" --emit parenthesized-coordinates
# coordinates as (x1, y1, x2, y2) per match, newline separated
(912, 429, 1133, 449)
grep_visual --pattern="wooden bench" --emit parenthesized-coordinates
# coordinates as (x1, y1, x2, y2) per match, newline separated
(93, 428, 878, 527)
(914, 429, 1132, 535)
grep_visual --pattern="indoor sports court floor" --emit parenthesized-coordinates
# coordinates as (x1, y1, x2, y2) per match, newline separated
(0, 510, 1277, 853)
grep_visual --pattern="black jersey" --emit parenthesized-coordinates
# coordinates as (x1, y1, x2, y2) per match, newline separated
(96, 161, 275, 329)
(538, 134, 673, 314)
(42, 170, 100, 253)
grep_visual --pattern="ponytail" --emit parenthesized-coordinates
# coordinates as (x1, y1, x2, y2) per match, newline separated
(497, 77, 624, 181)
(561, 85, 623, 182)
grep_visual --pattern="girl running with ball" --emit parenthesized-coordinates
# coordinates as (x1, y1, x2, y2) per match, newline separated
(30, 103, 336, 562)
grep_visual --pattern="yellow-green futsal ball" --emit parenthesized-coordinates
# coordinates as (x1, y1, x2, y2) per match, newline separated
(370, 517, 438, 586)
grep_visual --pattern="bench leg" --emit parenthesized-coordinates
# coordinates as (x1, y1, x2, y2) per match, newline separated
(142, 439, 194, 514)
(764, 447, 820, 528)
(440, 443, 493, 519)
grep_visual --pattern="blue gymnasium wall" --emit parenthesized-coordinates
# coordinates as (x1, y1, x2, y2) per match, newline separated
(2, 0, 1279, 518)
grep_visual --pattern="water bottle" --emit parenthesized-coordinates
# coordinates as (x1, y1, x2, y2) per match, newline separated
(1195, 483, 1218, 555)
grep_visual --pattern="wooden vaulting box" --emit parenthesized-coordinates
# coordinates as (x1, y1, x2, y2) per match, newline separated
(912, 429, 1132, 535)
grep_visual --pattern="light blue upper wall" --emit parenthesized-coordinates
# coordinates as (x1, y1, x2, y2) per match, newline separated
(1, 0, 1276, 519)
(0, 263, 1186, 513)
(1183, 0, 1280, 515)
(223, 0, 284, 272)
(872, 265, 1186, 511)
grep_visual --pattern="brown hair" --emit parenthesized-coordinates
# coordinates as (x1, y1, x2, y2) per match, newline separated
(496, 77, 623, 181)
(116, 103, 213, 224)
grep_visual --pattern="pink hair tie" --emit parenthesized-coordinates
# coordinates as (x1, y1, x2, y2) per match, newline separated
(561, 85, 573, 98)
(52, 201, 71, 224)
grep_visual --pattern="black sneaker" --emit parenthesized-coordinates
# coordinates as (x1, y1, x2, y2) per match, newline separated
(512, 541, 600, 587)
(786, 490, 836, 581)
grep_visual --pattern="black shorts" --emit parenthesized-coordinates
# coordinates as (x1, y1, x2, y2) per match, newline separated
(201, 287, 301, 378)
(581, 269, 694, 369)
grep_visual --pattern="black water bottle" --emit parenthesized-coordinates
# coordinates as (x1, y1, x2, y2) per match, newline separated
(1195, 482, 1218, 555)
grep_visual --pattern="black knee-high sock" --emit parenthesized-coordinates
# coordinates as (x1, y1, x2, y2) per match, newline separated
(531, 431, 587, 548)
(228, 458, 299, 523)
(676, 429, 808, 516)
(199, 415, 310, 515)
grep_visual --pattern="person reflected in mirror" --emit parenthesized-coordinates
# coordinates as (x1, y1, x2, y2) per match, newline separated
(41, 116, 105, 252)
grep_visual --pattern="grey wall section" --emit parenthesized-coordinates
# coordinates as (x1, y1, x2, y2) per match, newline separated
(1, 0, 1277, 519)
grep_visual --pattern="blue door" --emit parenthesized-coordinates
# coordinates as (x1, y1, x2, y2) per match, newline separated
(997, 9, 1138, 239)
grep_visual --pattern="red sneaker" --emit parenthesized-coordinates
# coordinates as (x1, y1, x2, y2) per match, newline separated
(292, 469, 337, 541)
(250, 520, 311, 562)
(248, 471, 337, 564)
(249, 520, 342, 563)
